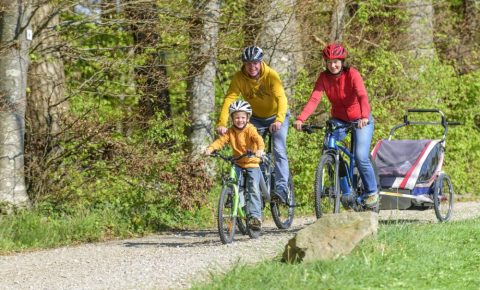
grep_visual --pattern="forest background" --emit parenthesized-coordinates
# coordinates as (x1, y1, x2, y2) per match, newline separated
(0, 0, 479, 239)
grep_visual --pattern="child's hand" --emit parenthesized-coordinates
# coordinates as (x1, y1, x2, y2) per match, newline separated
(255, 149, 264, 158)
(204, 148, 212, 156)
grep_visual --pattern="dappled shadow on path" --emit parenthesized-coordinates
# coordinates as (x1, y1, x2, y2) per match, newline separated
(123, 225, 302, 249)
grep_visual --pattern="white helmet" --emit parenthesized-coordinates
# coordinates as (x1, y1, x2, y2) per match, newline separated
(229, 100, 252, 117)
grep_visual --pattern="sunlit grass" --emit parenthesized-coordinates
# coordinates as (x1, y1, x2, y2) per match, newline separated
(194, 218, 480, 290)
(0, 210, 131, 254)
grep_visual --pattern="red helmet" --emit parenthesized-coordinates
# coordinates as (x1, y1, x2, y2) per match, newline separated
(322, 43, 347, 60)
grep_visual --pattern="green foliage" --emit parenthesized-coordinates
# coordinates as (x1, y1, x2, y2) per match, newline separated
(15, 0, 479, 248)
(193, 218, 480, 289)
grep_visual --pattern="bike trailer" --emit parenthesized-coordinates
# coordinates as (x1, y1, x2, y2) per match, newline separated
(371, 138, 444, 210)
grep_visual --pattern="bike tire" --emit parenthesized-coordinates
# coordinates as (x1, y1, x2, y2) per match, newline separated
(217, 186, 236, 244)
(315, 154, 339, 218)
(270, 172, 295, 229)
(433, 173, 454, 222)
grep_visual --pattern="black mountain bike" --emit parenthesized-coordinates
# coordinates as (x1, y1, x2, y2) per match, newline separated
(255, 127, 295, 230)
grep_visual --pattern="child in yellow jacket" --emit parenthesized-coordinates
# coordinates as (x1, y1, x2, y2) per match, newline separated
(205, 100, 265, 230)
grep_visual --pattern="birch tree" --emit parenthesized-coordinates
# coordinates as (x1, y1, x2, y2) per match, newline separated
(187, 0, 220, 155)
(0, 0, 32, 208)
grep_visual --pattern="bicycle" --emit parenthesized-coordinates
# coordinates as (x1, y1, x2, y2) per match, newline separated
(211, 151, 261, 244)
(301, 120, 380, 219)
(249, 127, 295, 230)
(211, 130, 295, 243)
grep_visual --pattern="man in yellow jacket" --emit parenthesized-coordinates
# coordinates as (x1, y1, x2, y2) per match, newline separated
(216, 46, 291, 205)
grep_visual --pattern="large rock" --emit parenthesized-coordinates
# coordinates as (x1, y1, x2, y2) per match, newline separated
(283, 211, 378, 263)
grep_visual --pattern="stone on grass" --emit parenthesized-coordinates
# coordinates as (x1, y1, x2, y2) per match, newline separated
(283, 211, 378, 263)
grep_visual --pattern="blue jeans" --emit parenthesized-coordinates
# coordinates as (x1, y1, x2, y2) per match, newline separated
(236, 166, 262, 219)
(250, 111, 290, 196)
(331, 115, 377, 195)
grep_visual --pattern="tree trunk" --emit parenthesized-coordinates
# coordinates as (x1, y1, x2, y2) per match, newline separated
(405, 0, 435, 59)
(27, 2, 66, 136)
(458, 0, 479, 74)
(0, 0, 32, 208)
(187, 0, 220, 155)
(329, 0, 347, 42)
(253, 0, 303, 98)
(124, 0, 171, 123)
(24, 1, 67, 199)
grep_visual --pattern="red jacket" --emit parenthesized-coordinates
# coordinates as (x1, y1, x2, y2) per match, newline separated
(296, 67, 371, 122)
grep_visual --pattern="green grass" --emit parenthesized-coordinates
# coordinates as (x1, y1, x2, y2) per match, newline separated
(194, 218, 480, 290)
(0, 209, 132, 254)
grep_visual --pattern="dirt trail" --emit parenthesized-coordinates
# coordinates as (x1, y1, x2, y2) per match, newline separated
(1, 202, 479, 290)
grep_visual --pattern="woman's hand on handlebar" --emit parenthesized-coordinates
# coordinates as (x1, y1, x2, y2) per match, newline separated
(293, 120, 303, 131)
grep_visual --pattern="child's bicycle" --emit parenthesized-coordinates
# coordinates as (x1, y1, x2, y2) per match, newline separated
(211, 134, 295, 244)
(301, 120, 380, 218)
(210, 151, 260, 244)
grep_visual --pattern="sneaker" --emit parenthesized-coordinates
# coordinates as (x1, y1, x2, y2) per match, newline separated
(364, 193, 379, 209)
(273, 187, 289, 204)
(249, 217, 262, 230)
(341, 195, 354, 210)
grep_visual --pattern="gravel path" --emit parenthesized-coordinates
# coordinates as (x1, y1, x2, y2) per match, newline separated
(1, 201, 479, 290)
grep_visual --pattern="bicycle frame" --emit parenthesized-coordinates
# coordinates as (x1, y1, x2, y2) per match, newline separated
(322, 121, 359, 197)
(223, 165, 245, 218)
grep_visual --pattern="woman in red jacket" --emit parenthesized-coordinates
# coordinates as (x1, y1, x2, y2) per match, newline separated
(293, 43, 378, 208)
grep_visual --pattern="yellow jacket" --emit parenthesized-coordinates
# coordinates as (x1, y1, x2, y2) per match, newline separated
(217, 62, 288, 127)
(207, 123, 265, 168)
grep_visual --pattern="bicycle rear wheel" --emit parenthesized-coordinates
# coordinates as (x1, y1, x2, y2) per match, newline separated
(217, 186, 236, 244)
(271, 172, 295, 229)
(315, 154, 339, 218)
(433, 173, 453, 222)
(353, 156, 381, 213)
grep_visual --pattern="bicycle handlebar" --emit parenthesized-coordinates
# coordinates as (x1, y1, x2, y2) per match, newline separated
(300, 120, 367, 134)
(209, 151, 255, 163)
(300, 124, 323, 134)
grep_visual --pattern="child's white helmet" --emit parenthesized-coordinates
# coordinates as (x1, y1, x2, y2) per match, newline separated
(229, 100, 252, 117)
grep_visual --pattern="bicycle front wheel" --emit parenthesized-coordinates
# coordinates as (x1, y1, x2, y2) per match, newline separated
(315, 154, 339, 218)
(271, 172, 295, 229)
(217, 186, 237, 244)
